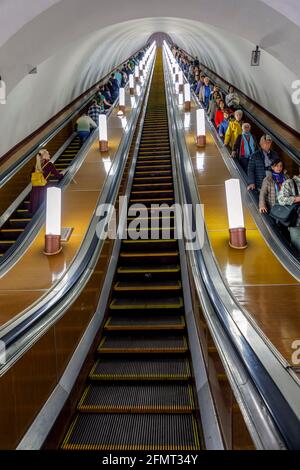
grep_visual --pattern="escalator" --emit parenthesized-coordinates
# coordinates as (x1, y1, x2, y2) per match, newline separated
(61, 51, 202, 451)
(0, 136, 81, 257)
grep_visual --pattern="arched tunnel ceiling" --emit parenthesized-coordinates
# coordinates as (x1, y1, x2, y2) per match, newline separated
(1, 0, 300, 157)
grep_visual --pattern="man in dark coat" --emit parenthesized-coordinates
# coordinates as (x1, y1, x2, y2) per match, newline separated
(247, 134, 279, 191)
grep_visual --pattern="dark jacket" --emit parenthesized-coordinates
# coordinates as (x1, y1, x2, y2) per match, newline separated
(247, 148, 278, 189)
(233, 134, 257, 158)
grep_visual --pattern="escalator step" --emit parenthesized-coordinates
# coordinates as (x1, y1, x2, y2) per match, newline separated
(98, 335, 188, 354)
(114, 280, 182, 292)
(117, 264, 180, 274)
(78, 383, 194, 413)
(120, 251, 178, 259)
(89, 357, 191, 381)
(61, 413, 200, 450)
(104, 315, 185, 330)
(109, 297, 183, 310)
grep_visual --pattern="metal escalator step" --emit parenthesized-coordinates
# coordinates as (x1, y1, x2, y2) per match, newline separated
(61, 413, 200, 450)
(120, 251, 178, 258)
(109, 297, 183, 310)
(114, 280, 182, 292)
(78, 383, 194, 413)
(104, 315, 185, 330)
(90, 357, 191, 381)
(98, 335, 188, 354)
(117, 264, 180, 274)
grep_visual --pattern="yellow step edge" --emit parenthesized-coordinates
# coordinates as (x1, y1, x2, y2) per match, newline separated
(98, 347, 189, 354)
(120, 251, 178, 257)
(130, 190, 174, 195)
(117, 265, 180, 273)
(122, 239, 176, 243)
(114, 281, 182, 291)
(109, 297, 184, 309)
(1, 229, 24, 232)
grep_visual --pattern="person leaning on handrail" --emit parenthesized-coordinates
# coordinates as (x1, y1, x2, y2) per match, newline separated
(30, 149, 63, 214)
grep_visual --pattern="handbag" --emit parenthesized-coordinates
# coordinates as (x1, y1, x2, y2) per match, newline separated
(270, 180, 300, 227)
(31, 163, 50, 187)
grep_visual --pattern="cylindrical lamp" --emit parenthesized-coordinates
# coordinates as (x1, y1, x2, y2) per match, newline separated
(129, 74, 135, 95)
(119, 87, 125, 114)
(184, 83, 191, 112)
(44, 187, 62, 255)
(178, 93, 184, 106)
(178, 71, 184, 93)
(99, 114, 108, 152)
(196, 108, 206, 147)
(225, 179, 247, 249)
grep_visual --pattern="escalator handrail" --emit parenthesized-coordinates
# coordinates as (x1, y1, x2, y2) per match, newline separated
(0, 52, 156, 368)
(0, 46, 145, 189)
(163, 51, 300, 450)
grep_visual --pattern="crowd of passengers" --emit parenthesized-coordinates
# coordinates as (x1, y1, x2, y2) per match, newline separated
(30, 49, 147, 214)
(173, 45, 300, 253)
(75, 49, 147, 144)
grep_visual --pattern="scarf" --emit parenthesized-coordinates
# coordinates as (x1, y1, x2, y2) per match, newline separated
(272, 171, 285, 192)
(240, 132, 255, 158)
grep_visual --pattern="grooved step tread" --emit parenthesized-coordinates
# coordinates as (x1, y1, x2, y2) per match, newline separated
(114, 280, 182, 291)
(98, 335, 188, 353)
(78, 383, 194, 413)
(89, 357, 191, 381)
(117, 264, 180, 274)
(109, 297, 183, 310)
(120, 251, 178, 258)
(61, 413, 200, 450)
(104, 315, 185, 330)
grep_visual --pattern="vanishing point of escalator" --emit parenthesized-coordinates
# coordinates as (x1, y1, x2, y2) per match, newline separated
(0, 137, 81, 258)
(61, 51, 202, 451)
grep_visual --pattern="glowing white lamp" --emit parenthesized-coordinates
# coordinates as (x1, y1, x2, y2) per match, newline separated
(225, 179, 247, 249)
(99, 114, 108, 152)
(179, 93, 184, 106)
(196, 108, 206, 147)
(118, 87, 125, 114)
(129, 74, 134, 95)
(184, 83, 191, 112)
(44, 187, 62, 255)
(0, 78, 6, 105)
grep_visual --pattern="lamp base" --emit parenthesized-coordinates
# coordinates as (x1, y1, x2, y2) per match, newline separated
(99, 140, 108, 153)
(118, 105, 125, 114)
(175, 74, 179, 82)
(196, 135, 206, 147)
(44, 235, 62, 256)
(229, 228, 247, 249)
(179, 84, 184, 93)
(184, 101, 191, 112)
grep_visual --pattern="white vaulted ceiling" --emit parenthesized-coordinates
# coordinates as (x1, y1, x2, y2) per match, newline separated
(0, 0, 300, 157)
